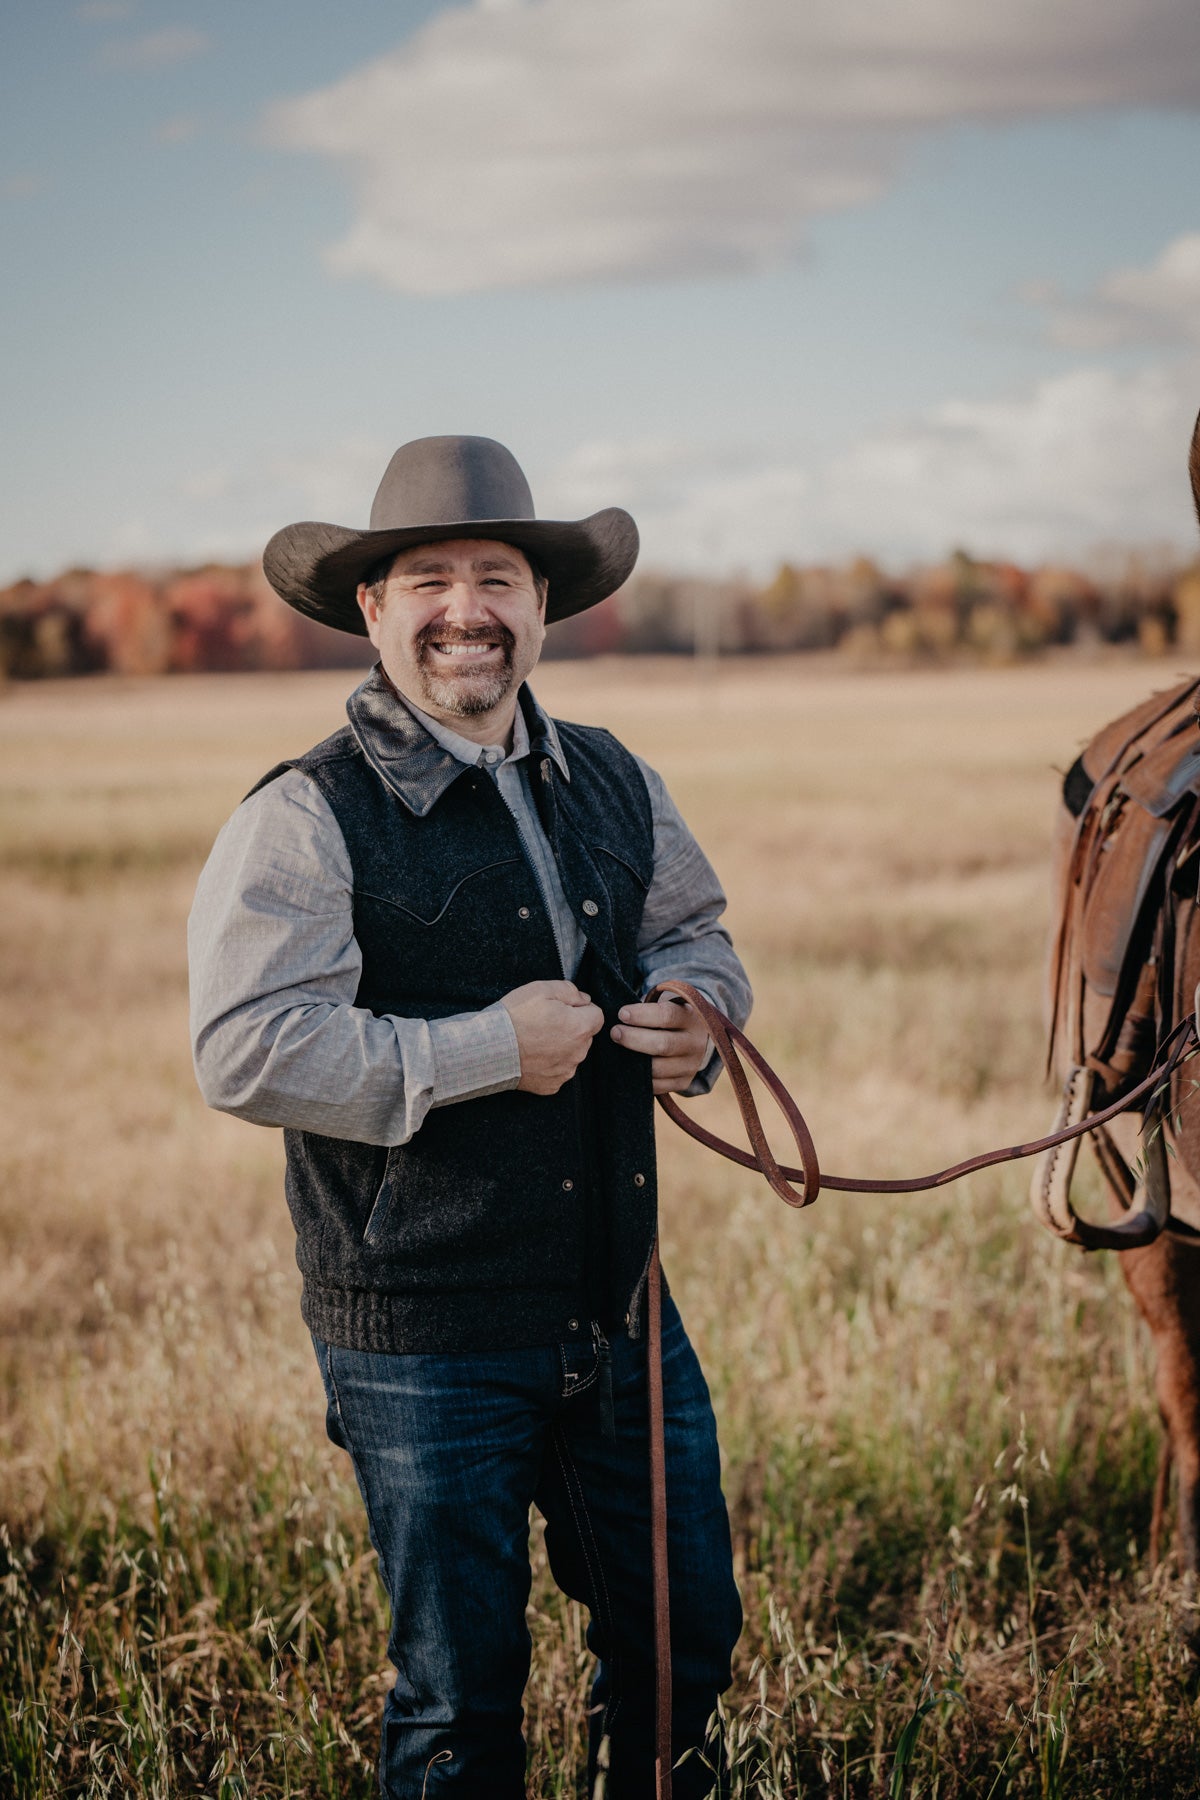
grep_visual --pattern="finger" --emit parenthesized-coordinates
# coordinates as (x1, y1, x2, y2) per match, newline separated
(581, 1003, 605, 1037)
(651, 1063, 702, 1094)
(617, 1001, 691, 1031)
(610, 1024, 682, 1055)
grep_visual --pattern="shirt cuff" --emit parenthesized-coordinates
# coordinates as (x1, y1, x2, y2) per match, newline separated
(428, 1001, 522, 1107)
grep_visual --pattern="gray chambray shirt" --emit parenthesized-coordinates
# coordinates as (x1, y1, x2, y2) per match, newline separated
(188, 678, 751, 1148)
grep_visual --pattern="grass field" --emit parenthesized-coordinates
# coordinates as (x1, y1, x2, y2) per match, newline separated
(3, 654, 1200, 1797)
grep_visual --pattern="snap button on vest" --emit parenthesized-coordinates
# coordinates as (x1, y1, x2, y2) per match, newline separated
(518, 906, 531, 919)
(633, 1172, 645, 1187)
(582, 899, 599, 917)
(562, 1178, 574, 1191)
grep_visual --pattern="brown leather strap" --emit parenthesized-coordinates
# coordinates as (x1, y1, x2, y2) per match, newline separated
(648, 981, 1197, 1222)
(647, 1238, 672, 1798)
(644, 980, 1198, 1777)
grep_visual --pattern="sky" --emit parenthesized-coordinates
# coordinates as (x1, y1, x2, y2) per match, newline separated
(4, 0, 1200, 583)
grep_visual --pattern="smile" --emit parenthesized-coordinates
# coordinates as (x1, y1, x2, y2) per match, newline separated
(429, 641, 501, 658)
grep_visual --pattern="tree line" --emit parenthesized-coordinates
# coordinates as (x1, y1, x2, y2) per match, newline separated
(3, 547, 1200, 679)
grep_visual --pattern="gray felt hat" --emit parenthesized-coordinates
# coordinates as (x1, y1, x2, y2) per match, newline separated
(263, 435, 639, 634)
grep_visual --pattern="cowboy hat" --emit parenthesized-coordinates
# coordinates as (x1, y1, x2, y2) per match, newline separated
(262, 435, 639, 633)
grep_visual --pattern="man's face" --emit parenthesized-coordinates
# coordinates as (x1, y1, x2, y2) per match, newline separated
(356, 538, 547, 741)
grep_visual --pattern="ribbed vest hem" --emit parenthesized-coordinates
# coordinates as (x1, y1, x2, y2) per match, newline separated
(300, 1279, 595, 1354)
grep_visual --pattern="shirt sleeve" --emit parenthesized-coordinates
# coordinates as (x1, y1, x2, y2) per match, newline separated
(187, 769, 521, 1147)
(633, 756, 753, 1097)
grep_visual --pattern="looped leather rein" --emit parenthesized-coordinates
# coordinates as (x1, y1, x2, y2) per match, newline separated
(644, 981, 1199, 1798)
(648, 980, 1198, 1211)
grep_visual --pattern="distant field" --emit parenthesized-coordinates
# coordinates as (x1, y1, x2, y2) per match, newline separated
(3, 655, 1200, 1796)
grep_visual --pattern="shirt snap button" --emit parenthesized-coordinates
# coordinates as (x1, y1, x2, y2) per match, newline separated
(582, 899, 599, 917)
(518, 906, 531, 919)
(633, 1172, 645, 1187)
(567, 1318, 580, 1331)
(562, 1178, 574, 1192)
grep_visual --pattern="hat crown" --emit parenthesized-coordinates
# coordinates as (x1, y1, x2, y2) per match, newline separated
(369, 436, 536, 533)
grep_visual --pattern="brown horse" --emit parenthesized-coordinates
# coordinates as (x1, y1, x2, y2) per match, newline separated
(1034, 413, 1200, 1570)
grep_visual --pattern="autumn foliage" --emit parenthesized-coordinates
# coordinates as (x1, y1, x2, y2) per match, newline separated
(4, 546, 1200, 678)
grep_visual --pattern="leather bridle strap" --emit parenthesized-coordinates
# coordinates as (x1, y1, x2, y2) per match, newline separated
(641, 981, 1198, 1798)
(646, 1238, 671, 1799)
(648, 981, 1197, 1204)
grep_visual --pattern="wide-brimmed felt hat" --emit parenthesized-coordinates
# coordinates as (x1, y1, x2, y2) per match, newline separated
(263, 435, 639, 633)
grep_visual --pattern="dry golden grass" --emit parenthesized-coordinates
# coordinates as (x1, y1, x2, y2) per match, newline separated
(3, 654, 1200, 1796)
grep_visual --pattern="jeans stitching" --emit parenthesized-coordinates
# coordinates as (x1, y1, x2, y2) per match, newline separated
(557, 1341, 600, 1398)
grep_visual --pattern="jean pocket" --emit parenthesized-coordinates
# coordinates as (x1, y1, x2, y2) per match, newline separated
(362, 1150, 397, 1246)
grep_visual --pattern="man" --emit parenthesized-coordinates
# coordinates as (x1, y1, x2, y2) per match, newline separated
(189, 436, 750, 1798)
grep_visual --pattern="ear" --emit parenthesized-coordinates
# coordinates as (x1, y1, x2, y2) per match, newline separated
(356, 582, 383, 646)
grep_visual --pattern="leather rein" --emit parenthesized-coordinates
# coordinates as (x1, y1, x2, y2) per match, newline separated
(649, 980, 1200, 1248)
(642, 981, 1199, 1798)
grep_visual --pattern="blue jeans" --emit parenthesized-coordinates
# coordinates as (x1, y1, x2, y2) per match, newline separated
(314, 1297, 741, 1798)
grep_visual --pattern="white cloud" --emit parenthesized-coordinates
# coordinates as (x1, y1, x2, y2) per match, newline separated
(263, 439, 395, 524)
(544, 363, 1200, 571)
(539, 436, 811, 567)
(814, 364, 1199, 562)
(106, 439, 394, 568)
(31, 375, 1200, 583)
(1034, 232, 1200, 349)
(99, 26, 208, 72)
(264, 0, 1200, 296)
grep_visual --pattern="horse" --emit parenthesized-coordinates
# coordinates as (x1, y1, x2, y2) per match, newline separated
(1032, 412, 1200, 1570)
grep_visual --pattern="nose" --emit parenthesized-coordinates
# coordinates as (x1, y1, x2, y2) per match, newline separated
(439, 579, 491, 627)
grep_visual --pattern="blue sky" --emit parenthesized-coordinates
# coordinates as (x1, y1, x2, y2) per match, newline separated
(5, 0, 1200, 582)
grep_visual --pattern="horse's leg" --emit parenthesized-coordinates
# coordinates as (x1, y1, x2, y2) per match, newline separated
(1105, 1116, 1200, 1572)
(1151, 1431, 1173, 1569)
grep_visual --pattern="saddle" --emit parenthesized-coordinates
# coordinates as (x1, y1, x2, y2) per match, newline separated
(1032, 675, 1200, 1244)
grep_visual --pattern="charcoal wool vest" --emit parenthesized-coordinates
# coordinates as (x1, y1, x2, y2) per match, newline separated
(254, 683, 659, 1355)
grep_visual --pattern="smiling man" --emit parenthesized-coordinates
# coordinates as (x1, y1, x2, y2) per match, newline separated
(188, 436, 750, 1799)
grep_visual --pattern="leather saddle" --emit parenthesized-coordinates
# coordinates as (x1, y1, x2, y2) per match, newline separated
(1032, 675, 1200, 1244)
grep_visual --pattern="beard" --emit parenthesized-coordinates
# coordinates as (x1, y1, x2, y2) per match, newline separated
(413, 623, 517, 717)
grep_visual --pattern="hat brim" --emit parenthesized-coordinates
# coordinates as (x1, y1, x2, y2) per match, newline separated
(263, 509, 639, 634)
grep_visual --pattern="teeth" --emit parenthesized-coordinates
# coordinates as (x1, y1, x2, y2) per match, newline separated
(432, 643, 497, 656)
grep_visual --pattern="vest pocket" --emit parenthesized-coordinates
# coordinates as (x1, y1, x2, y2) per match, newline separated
(362, 1150, 397, 1246)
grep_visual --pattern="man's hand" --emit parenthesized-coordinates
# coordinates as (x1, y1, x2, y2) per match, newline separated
(610, 998, 711, 1095)
(501, 980, 605, 1095)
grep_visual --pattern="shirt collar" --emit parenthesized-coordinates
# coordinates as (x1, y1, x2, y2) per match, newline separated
(405, 694, 531, 769)
(345, 663, 569, 816)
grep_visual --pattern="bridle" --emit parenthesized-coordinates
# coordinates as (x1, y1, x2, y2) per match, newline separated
(641, 979, 1200, 1797)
